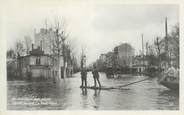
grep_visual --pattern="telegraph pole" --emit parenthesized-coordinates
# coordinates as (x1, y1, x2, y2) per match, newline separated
(141, 34, 144, 72)
(165, 17, 168, 52)
(165, 17, 170, 66)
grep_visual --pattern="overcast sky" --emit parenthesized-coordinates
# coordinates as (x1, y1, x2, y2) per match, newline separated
(2, 1, 179, 65)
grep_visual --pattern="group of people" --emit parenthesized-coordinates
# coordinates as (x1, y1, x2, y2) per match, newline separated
(80, 65, 101, 88)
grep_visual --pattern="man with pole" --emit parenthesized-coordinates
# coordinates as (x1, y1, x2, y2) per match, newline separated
(92, 65, 101, 88)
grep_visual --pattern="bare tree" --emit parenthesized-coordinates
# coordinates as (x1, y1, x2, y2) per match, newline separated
(24, 36, 32, 55)
(154, 37, 164, 68)
(65, 39, 79, 73)
(15, 40, 25, 57)
(51, 20, 68, 79)
(148, 45, 156, 56)
(13, 40, 25, 77)
(168, 24, 179, 68)
(47, 18, 78, 78)
(7, 49, 16, 59)
(154, 37, 161, 57)
(170, 24, 179, 47)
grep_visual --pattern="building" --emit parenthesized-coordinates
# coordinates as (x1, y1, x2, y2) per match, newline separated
(65, 56, 73, 77)
(34, 28, 56, 55)
(105, 52, 114, 68)
(95, 54, 106, 71)
(99, 54, 106, 61)
(7, 50, 17, 79)
(34, 27, 73, 77)
(131, 55, 148, 73)
(17, 45, 54, 78)
(114, 43, 135, 67)
(95, 43, 135, 68)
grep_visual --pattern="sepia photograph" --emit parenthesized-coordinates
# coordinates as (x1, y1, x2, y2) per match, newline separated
(1, 0, 181, 112)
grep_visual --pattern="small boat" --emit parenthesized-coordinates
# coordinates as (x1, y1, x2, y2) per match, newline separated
(158, 75, 179, 90)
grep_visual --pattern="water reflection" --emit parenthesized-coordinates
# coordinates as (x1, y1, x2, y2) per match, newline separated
(81, 88, 88, 96)
(93, 89, 101, 97)
(159, 89, 179, 96)
(156, 89, 179, 110)
(93, 89, 101, 110)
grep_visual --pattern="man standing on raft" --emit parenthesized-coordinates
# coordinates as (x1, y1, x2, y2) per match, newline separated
(92, 65, 101, 88)
(80, 68, 87, 88)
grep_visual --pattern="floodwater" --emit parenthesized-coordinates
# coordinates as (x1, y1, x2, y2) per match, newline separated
(7, 72, 179, 110)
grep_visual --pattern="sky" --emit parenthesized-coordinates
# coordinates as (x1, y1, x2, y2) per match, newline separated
(2, 1, 179, 65)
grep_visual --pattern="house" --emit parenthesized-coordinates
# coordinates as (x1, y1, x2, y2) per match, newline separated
(7, 49, 20, 79)
(132, 55, 149, 73)
(17, 43, 73, 79)
(17, 44, 54, 79)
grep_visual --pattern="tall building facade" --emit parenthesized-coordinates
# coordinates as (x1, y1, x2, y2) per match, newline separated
(115, 43, 135, 67)
(34, 28, 56, 55)
(34, 28, 73, 78)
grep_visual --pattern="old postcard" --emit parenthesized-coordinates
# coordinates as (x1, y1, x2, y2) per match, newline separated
(0, 0, 183, 115)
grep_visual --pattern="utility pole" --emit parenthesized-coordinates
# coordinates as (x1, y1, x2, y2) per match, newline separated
(62, 37, 66, 79)
(165, 17, 168, 53)
(165, 17, 170, 66)
(141, 34, 144, 72)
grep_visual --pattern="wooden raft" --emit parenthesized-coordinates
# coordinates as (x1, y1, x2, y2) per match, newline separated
(80, 86, 117, 90)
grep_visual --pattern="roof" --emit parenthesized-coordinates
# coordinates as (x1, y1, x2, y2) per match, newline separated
(18, 54, 52, 59)
(29, 47, 44, 55)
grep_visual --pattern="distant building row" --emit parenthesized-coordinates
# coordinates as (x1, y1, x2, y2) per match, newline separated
(95, 43, 150, 73)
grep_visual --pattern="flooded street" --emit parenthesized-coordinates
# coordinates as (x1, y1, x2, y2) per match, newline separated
(7, 72, 179, 110)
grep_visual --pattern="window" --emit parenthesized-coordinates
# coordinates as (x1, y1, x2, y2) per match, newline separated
(36, 57, 41, 65)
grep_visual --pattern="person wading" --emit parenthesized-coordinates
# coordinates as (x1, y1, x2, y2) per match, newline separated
(92, 65, 101, 88)
(80, 68, 87, 88)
